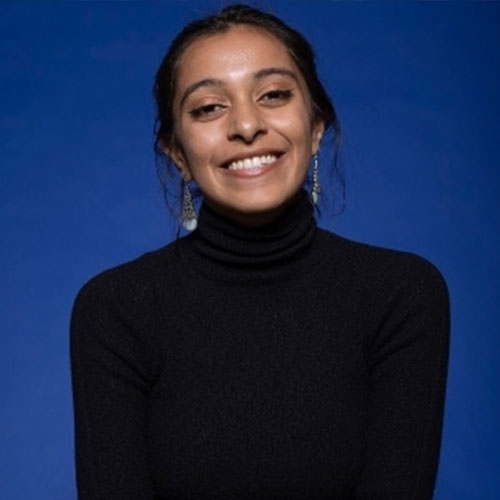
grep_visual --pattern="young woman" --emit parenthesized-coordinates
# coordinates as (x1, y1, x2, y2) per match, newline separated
(70, 4, 450, 499)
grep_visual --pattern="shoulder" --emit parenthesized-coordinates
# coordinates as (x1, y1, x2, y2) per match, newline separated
(316, 228, 449, 304)
(71, 240, 180, 320)
(69, 244, 182, 381)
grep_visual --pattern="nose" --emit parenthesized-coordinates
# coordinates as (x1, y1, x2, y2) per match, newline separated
(227, 99, 267, 144)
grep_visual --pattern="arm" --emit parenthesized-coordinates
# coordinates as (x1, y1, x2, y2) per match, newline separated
(354, 255, 450, 500)
(70, 274, 158, 500)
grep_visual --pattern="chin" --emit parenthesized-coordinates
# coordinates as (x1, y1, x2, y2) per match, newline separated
(234, 194, 287, 215)
(206, 185, 303, 222)
(221, 191, 303, 226)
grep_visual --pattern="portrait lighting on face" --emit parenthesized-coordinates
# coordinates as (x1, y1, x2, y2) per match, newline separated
(165, 25, 324, 227)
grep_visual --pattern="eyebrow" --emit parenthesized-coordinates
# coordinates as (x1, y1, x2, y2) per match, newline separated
(179, 67, 299, 109)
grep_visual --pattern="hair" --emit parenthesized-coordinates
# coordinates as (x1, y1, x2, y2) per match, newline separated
(153, 3, 344, 218)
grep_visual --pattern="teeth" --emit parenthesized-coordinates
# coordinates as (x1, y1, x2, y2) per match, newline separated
(227, 154, 278, 170)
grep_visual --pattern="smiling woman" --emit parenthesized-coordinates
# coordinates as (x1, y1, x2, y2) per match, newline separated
(163, 26, 324, 225)
(70, 4, 450, 500)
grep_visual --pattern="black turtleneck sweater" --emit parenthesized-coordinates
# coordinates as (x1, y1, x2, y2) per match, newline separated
(70, 190, 450, 500)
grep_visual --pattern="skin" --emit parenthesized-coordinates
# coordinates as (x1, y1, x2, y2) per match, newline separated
(165, 25, 324, 226)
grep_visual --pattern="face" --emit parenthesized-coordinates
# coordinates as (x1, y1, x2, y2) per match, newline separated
(167, 25, 324, 225)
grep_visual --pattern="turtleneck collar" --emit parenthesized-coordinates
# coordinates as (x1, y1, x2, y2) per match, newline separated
(177, 189, 320, 284)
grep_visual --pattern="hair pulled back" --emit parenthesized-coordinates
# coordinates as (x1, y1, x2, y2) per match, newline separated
(153, 3, 344, 215)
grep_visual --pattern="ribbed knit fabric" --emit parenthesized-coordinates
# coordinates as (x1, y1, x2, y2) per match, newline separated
(70, 189, 450, 500)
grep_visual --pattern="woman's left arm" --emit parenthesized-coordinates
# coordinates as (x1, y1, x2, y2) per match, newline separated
(354, 254, 451, 500)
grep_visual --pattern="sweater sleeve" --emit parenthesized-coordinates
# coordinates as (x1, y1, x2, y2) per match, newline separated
(353, 254, 450, 500)
(70, 274, 158, 500)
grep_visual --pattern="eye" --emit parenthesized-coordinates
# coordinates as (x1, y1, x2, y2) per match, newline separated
(189, 103, 225, 119)
(260, 89, 294, 103)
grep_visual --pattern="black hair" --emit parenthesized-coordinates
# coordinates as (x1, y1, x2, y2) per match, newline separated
(153, 3, 344, 218)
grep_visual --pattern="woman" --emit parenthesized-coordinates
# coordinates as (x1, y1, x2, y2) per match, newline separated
(70, 4, 450, 499)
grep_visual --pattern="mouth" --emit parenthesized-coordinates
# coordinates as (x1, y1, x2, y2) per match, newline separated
(221, 151, 284, 171)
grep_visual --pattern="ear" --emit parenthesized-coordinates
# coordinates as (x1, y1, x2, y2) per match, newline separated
(311, 119, 325, 155)
(160, 138, 193, 181)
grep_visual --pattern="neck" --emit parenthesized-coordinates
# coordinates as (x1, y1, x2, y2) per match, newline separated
(176, 187, 319, 284)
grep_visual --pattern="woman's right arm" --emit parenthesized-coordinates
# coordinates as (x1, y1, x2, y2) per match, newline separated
(70, 275, 158, 500)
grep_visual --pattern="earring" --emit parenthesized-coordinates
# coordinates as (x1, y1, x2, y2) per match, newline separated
(181, 178, 197, 231)
(310, 152, 320, 205)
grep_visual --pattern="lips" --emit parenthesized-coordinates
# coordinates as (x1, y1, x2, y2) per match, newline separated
(227, 154, 278, 171)
(220, 150, 284, 169)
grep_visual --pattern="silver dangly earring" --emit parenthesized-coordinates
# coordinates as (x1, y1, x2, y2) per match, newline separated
(181, 178, 197, 231)
(310, 152, 320, 205)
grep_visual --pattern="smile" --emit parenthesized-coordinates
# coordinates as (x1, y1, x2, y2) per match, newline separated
(227, 154, 279, 171)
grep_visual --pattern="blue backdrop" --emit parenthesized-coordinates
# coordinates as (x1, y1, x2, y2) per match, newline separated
(1, 1, 499, 498)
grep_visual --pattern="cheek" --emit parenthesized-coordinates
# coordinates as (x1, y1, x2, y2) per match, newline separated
(270, 109, 314, 147)
(180, 123, 225, 166)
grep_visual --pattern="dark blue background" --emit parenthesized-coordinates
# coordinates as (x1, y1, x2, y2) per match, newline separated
(1, 1, 499, 498)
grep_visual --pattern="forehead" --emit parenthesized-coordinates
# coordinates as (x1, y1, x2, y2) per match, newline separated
(175, 25, 300, 90)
